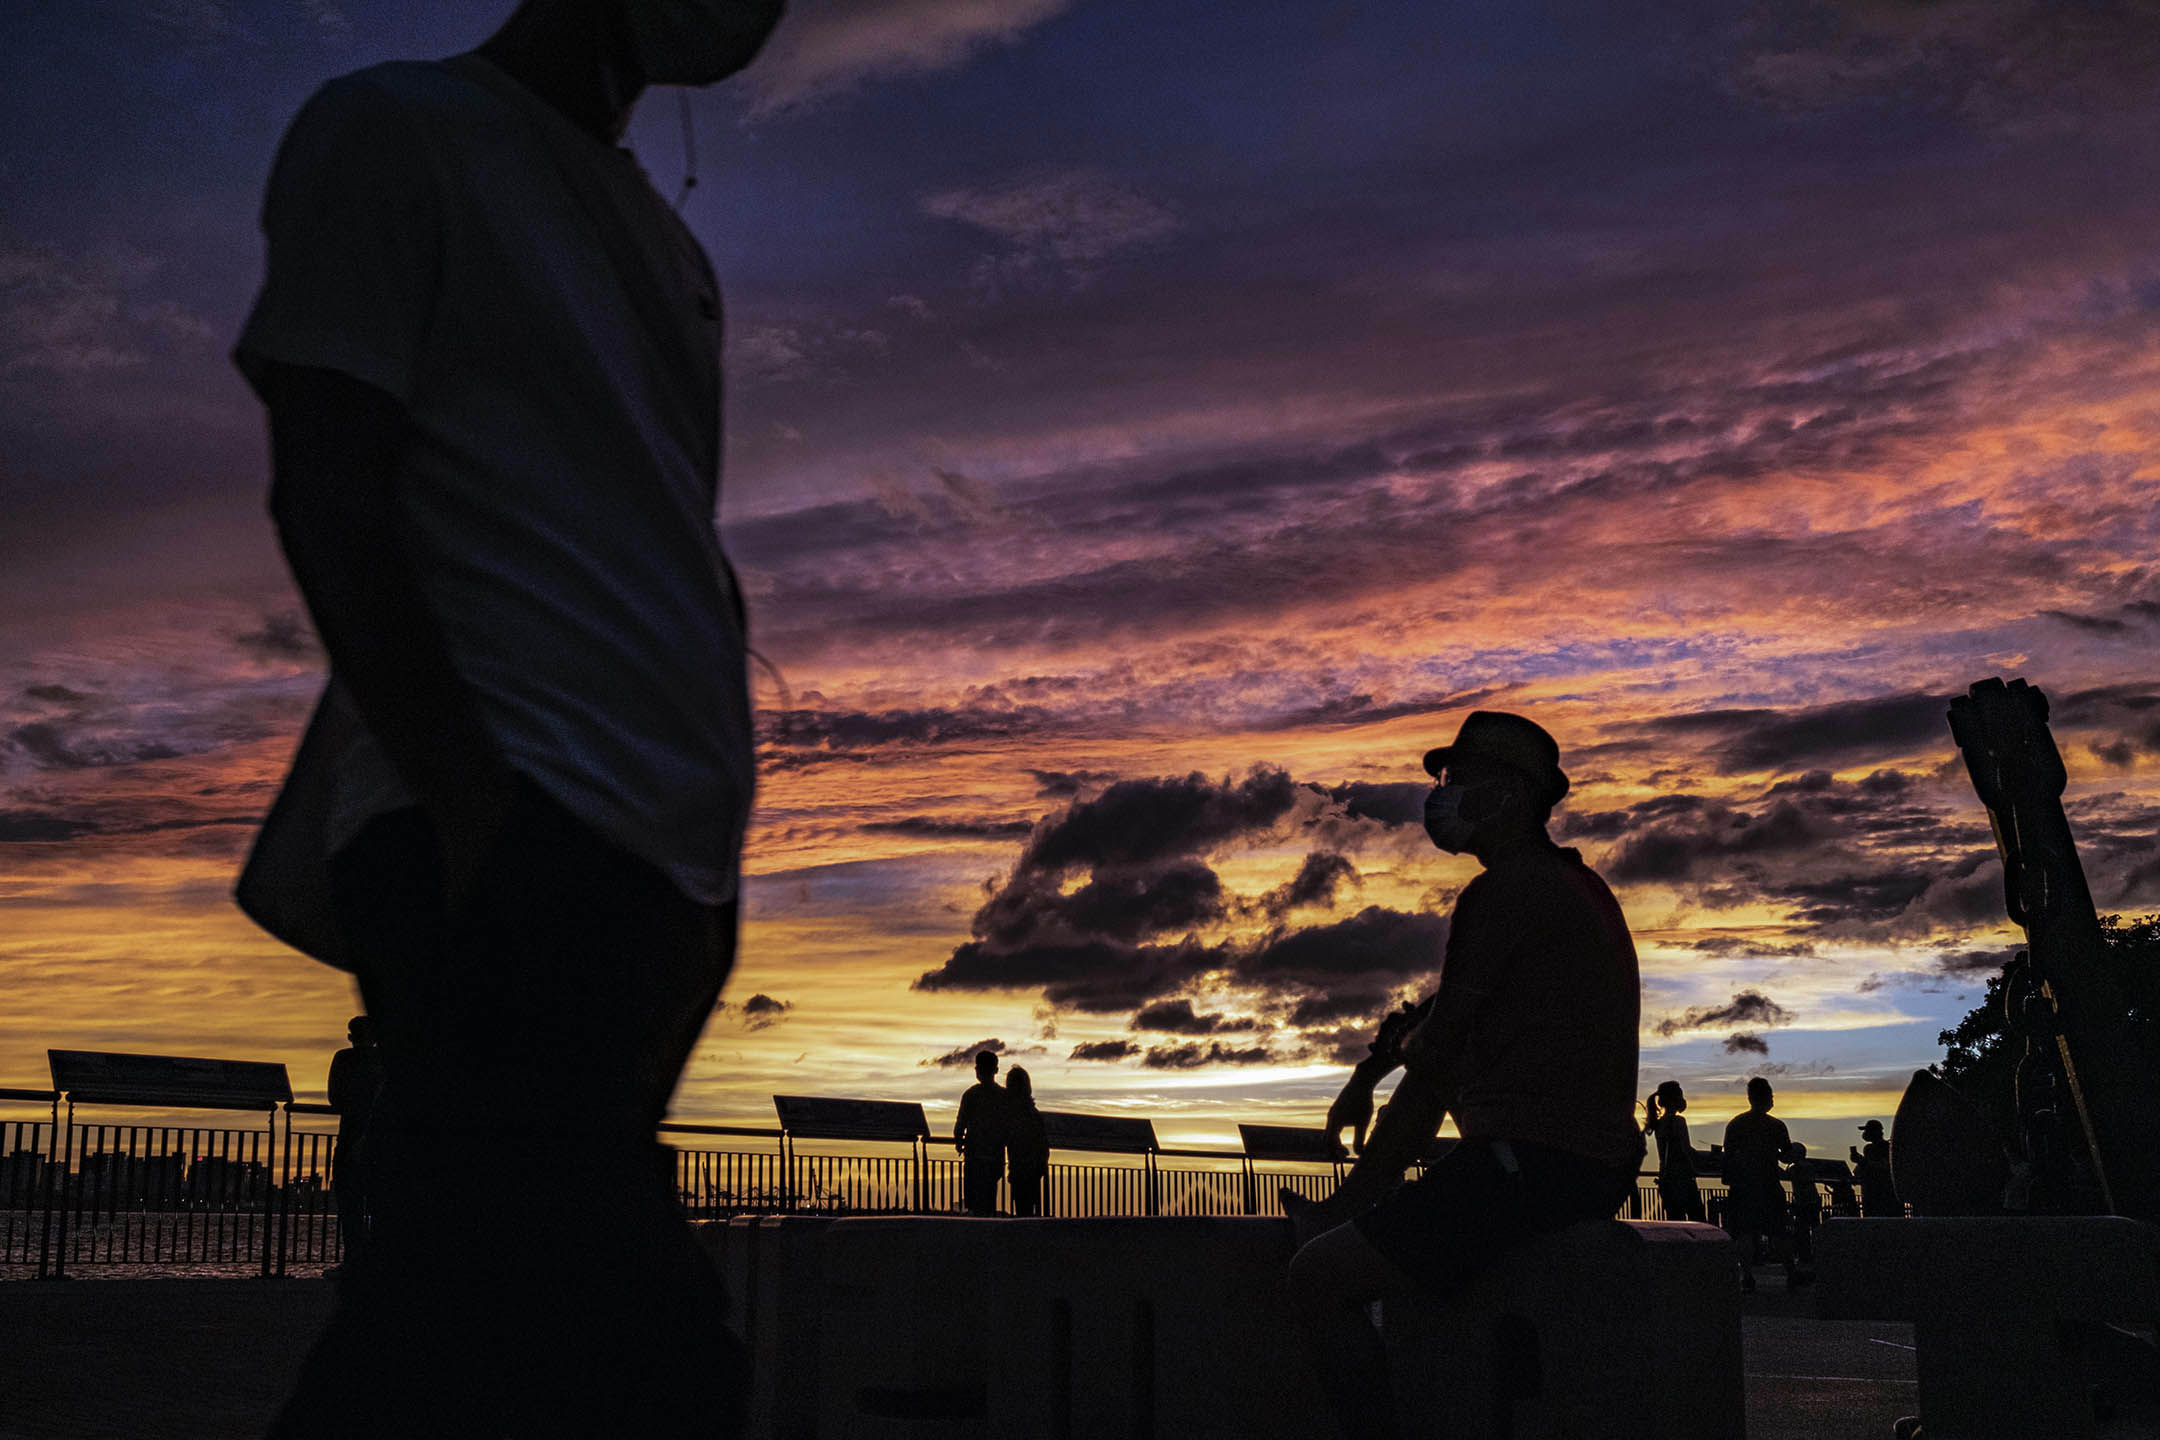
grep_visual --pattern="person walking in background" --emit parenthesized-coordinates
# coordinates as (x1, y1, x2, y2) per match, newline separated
(1644, 1080, 1705, 1222)
(1784, 1142, 1821, 1269)
(233, 0, 785, 1432)
(1005, 1066, 1050, 1217)
(325, 1015, 384, 1273)
(955, 1050, 1010, 1215)
(1852, 1119, 1901, 1215)
(1279, 713, 1643, 1440)
(1723, 1078, 1795, 1293)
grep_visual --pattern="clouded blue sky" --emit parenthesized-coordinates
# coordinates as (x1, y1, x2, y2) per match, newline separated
(3, 0, 2157, 1154)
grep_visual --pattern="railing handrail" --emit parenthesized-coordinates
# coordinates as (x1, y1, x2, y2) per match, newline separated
(659, 1122, 785, 1140)
(6, 1087, 1773, 1184)
(2, 1093, 1712, 1178)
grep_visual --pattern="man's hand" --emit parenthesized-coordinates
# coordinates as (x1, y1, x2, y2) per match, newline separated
(429, 762, 520, 914)
(1369, 1000, 1423, 1068)
(1325, 1069, 1378, 1157)
(1400, 989, 1471, 1077)
(1400, 1007, 1444, 1073)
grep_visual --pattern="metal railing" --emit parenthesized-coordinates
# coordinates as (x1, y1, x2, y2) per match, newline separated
(2, 1087, 1820, 1278)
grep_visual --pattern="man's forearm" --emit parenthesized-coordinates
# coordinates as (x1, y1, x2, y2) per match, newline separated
(1331, 1067, 1453, 1215)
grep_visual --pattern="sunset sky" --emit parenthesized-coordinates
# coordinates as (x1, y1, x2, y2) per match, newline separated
(3, 0, 2157, 1159)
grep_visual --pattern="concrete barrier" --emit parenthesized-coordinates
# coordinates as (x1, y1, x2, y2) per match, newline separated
(1815, 1216, 2160, 1440)
(1381, 1220, 1742, 1440)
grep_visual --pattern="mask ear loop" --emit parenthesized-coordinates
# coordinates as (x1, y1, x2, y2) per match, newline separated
(672, 88, 699, 211)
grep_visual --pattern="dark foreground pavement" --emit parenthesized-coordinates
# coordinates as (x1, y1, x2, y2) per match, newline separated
(0, 1273, 1920, 1439)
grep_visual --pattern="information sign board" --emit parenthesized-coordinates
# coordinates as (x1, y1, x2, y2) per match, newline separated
(1041, 1111, 1157, 1155)
(772, 1095, 930, 1143)
(1239, 1123, 1344, 1163)
(48, 1050, 293, 1111)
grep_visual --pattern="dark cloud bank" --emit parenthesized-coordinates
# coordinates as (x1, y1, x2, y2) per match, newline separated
(908, 738, 2157, 1071)
(913, 766, 1448, 1065)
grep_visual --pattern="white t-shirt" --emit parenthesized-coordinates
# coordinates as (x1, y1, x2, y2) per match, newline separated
(234, 54, 753, 961)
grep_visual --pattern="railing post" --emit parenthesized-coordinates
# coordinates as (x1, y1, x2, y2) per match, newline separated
(257, 1109, 275, 1277)
(272, 1104, 292, 1278)
(48, 1099, 74, 1280)
(1145, 1151, 1160, 1217)
(36, 1100, 60, 1280)
(1241, 1157, 1257, 1216)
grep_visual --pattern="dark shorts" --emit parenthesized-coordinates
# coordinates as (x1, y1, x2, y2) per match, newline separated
(1723, 1181, 1789, 1237)
(1353, 1138, 1638, 1296)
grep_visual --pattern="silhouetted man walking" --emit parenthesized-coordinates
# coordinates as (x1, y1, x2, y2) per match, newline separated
(954, 1050, 1009, 1215)
(325, 1015, 383, 1271)
(234, 0, 784, 1432)
(1282, 712, 1642, 1440)
(1723, 1077, 1794, 1292)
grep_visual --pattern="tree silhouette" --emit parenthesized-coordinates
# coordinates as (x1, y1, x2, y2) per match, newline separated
(1934, 913, 2160, 1142)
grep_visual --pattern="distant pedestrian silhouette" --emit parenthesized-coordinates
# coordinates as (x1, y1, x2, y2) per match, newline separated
(237, 0, 786, 1433)
(1722, 1078, 1794, 1292)
(325, 1015, 384, 1270)
(1783, 1142, 1820, 1267)
(1645, 1080, 1705, 1222)
(1005, 1066, 1050, 1217)
(1852, 1119, 1901, 1215)
(1279, 713, 1642, 1440)
(955, 1050, 1010, 1215)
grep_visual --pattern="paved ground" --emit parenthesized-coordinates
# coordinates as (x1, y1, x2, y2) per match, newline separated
(0, 1270, 1936, 1440)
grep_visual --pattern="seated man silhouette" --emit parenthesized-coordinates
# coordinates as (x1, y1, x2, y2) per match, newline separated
(1282, 712, 1643, 1440)
(954, 1050, 1010, 1215)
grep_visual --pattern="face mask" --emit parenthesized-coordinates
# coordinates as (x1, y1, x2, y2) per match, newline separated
(1423, 785, 1480, 854)
(626, 0, 786, 87)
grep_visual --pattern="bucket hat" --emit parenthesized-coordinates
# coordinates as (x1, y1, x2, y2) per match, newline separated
(1422, 711, 1569, 807)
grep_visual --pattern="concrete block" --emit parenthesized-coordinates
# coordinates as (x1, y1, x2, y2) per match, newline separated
(985, 1216, 1335, 1440)
(1381, 1219, 1743, 1440)
(750, 1216, 833, 1440)
(1815, 1216, 2160, 1440)
(718, 1216, 760, 1367)
(811, 1217, 1000, 1440)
